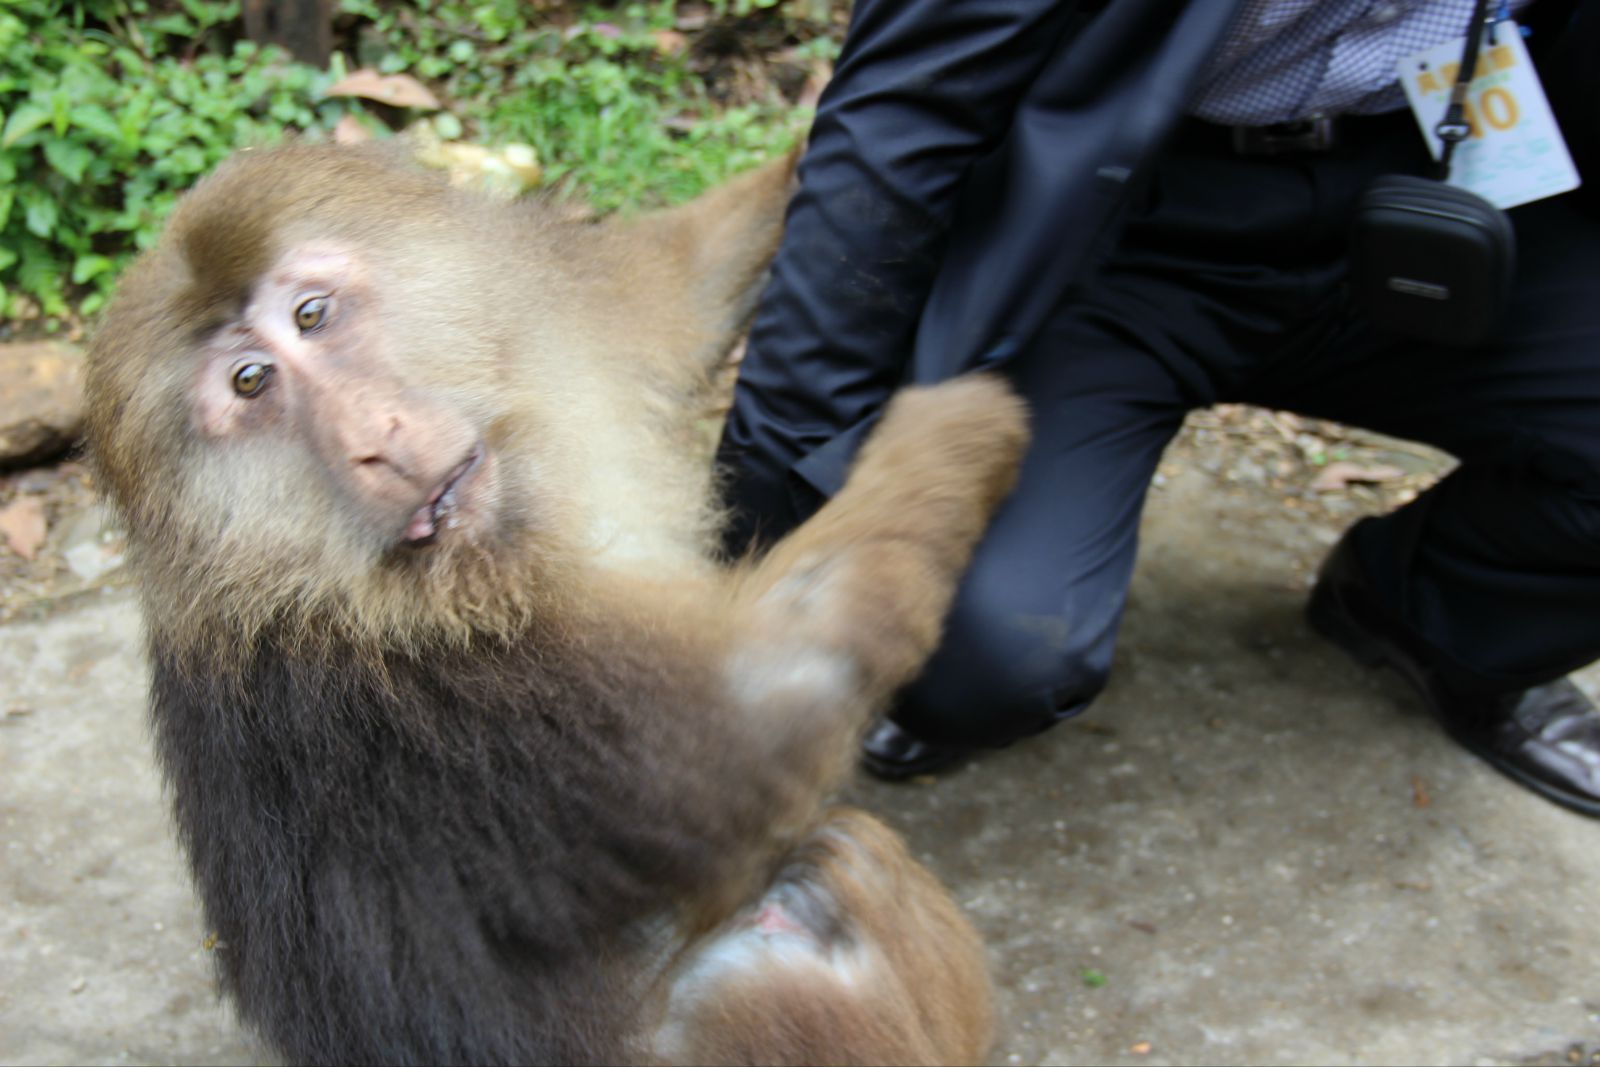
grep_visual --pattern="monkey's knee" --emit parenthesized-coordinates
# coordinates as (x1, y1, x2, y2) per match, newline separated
(897, 581, 1120, 749)
(656, 810, 993, 1066)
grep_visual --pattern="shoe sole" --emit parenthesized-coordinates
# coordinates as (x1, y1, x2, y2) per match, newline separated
(1308, 584, 1600, 819)
(859, 745, 970, 783)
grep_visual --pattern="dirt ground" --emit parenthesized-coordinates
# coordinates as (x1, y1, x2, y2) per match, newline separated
(3, 410, 1598, 1066)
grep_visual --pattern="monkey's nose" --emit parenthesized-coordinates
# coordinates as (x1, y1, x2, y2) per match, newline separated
(345, 414, 416, 482)
(313, 382, 463, 512)
(349, 415, 410, 476)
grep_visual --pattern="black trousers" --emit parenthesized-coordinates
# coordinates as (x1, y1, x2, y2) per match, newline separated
(898, 111, 1600, 749)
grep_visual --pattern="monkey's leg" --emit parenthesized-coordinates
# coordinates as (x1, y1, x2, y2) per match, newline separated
(723, 374, 1029, 781)
(652, 807, 994, 1067)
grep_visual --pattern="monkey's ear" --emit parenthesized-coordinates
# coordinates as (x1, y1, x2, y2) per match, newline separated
(610, 150, 799, 368)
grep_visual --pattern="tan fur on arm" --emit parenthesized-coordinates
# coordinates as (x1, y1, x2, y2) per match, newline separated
(717, 375, 1029, 796)
(732, 375, 1028, 700)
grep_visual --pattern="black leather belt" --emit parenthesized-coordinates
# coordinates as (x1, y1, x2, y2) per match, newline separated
(1174, 110, 1420, 158)
(1230, 116, 1336, 155)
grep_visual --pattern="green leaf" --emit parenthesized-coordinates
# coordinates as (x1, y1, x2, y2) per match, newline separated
(0, 245, 17, 273)
(432, 111, 463, 140)
(147, 13, 196, 36)
(71, 253, 115, 285)
(20, 188, 58, 239)
(50, 89, 71, 136)
(166, 143, 207, 175)
(43, 139, 93, 183)
(17, 241, 67, 316)
(70, 103, 124, 144)
(2, 101, 50, 147)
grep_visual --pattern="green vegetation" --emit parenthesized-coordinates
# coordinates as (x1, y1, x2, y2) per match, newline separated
(341, 1, 817, 211)
(0, 1, 338, 318)
(0, 0, 826, 324)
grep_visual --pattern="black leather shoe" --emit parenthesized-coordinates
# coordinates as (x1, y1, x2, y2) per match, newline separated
(860, 719, 974, 781)
(1308, 533, 1600, 818)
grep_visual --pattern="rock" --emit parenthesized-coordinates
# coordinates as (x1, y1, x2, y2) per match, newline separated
(60, 503, 125, 583)
(0, 340, 84, 468)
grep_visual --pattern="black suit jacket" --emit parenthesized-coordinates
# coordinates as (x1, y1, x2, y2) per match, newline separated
(716, 0, 1246, 550)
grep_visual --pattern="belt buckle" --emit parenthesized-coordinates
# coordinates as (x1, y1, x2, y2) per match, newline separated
(1231, 116, 1336, 156)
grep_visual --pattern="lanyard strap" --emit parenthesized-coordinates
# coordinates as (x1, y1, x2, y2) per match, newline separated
(1434, 0, 1498, 179)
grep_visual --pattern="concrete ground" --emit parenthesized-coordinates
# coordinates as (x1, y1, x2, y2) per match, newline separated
(3, 452, 1598, 1066)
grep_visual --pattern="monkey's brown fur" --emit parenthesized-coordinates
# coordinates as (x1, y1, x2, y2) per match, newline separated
(86, 142, 1026, 1065)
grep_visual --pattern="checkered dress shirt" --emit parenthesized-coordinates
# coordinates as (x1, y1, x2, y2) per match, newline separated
(1190, 0, 1535, 124)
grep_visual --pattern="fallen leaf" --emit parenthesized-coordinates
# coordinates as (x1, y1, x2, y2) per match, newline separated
(1411, 775, 1431, 808)
(334, 114, 374, 145)
(325, 69, 440, 110)
(1130, 1041, 1153, 1055)
(0, 496, 47, 559)
(1310, 461, 1404, 492)
(415, 141, 543, 197)
(652, 29, 689, 54)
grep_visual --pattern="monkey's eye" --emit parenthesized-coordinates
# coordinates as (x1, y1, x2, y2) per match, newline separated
(295, 296, 329, 333)
(232, 362, 272, 398)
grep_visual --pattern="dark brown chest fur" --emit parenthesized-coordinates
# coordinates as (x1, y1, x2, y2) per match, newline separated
(149, 624, 774, 1066)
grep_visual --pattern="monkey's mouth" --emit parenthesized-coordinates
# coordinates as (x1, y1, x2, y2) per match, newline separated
(403, 445, 485, 546)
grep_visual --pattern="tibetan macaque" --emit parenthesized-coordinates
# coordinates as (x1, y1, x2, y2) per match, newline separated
(85, 141, 1027, 1066)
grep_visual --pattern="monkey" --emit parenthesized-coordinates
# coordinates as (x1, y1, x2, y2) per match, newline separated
(84, 140, 1028, 1066)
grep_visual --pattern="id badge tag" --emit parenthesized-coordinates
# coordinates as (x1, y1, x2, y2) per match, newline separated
(1398, 21, 1582, 209)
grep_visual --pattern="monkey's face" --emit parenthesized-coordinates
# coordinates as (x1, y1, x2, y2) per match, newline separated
(86, 151, 577, 648)
(98, 246, 546, 647)
(88, 140, 793, 650)
(187, 242, 500, 551)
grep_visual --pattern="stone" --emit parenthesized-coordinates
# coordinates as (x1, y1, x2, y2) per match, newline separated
(59, 503, 125, 583)
(0, 340, 84, 468)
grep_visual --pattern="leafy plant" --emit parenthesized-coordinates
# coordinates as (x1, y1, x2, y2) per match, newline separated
(0, 1, 356, 320)
(342, 1, 810, 211)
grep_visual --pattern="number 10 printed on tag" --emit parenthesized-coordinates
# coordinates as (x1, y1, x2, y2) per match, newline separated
(1399, 21, 1581, 210)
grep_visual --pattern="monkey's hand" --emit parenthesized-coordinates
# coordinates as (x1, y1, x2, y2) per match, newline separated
(723, 374, 1028, 772)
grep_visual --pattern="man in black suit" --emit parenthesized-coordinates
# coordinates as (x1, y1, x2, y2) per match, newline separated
(715, 0, 1600, 816)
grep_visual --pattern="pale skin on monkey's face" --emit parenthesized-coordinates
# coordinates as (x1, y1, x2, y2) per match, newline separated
(189, 243, 505, 554)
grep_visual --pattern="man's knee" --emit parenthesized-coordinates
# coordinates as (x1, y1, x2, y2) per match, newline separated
(895, 585, 1122, 748)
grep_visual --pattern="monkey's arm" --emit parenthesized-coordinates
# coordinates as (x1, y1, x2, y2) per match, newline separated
(719, 376, 1027, 793)
(644, 375, 1022, 974)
